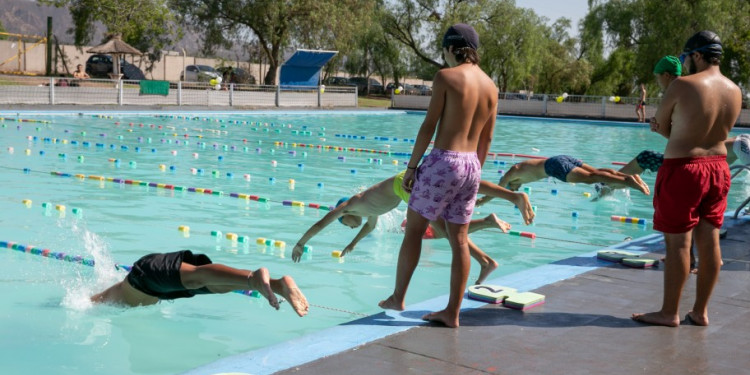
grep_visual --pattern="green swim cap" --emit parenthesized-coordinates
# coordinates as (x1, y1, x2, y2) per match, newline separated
(653, 55, 682, 76)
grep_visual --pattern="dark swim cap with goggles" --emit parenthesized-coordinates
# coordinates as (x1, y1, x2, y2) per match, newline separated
(442, 23, 479, 50)
(679, 30, 723, 64)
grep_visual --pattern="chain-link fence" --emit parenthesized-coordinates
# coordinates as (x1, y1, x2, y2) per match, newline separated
(393, 91, 750, 125)
(0, 75, 357, 108)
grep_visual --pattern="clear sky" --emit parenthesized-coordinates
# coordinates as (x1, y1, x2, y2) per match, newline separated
(516, 0, 590, 33)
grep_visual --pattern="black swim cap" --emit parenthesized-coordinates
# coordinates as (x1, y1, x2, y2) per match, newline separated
(442, 23, 479, 50)
(683, 30, 723, 56)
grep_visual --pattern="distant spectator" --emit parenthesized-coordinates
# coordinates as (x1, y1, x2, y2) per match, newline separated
(73, 64, 90, 79)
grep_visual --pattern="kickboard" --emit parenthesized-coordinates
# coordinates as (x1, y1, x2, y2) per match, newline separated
(503, 292, 545, 310)
(622, 258, 659, 268)
(468, 285, 518, 304)
(597, 250, 639, 263)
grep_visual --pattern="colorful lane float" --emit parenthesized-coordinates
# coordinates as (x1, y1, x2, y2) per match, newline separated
(47, 170, 335, 212)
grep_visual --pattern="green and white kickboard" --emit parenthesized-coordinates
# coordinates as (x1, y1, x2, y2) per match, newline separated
(597, 250, 639, 263)
(622, 258, 658, 268)
(468, 285, 518, 304)
(503, 292, 545, 310)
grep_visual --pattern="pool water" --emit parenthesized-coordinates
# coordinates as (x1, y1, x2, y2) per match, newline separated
(0, 111, 747, 375)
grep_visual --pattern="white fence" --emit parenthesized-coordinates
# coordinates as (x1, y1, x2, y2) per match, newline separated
(0, 75, 357, 108)
(393, 92, 750, 126)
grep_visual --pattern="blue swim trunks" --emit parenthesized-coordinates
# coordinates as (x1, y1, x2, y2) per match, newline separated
(544, 155, 583, 182)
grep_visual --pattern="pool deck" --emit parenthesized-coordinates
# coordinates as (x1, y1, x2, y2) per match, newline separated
(271, 216, 750, 375)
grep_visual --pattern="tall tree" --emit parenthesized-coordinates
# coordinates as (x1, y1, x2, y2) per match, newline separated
(171, 0, 373, 85)
(39, 0, 179, 70)
(581, 0, 750, 95)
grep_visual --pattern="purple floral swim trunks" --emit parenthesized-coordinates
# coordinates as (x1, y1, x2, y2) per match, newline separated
(408, 148, 481, 224)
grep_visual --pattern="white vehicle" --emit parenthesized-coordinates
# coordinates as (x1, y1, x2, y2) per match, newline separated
(180, 65, 221, 82)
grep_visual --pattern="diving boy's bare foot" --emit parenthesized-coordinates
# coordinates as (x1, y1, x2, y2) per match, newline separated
(422, 309, 459, 328)
(476, 258, 498, 285)
(512, 193, 534, 225)
(684, 311, 709, 326)
(250, 268, 278, 310)
(487, 213, 511, 232)
(631, 311, 679, 327)
(277, 275, 309, 317)
(625, 174, 650, 195)
(378, 295, 404, 311)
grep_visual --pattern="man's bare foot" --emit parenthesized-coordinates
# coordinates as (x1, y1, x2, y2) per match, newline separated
(476, 258, 498, 285)
(378, 295, 404, 311)
(487, 213, 511, 233)
(249, 268, 278, 310)
(625, 174, 650, 195)
(512, 193, 534, 224)
(631, 311, 679, 327)
(422, 309, 459, 328)
(277, 275, 309, 317)
(684, 311, 709, 326)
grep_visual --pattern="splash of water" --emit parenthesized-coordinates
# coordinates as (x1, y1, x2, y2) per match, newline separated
(61, 223, 123, 311)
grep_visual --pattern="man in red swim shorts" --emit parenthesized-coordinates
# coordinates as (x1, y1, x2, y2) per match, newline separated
(632, 31, 742, 327)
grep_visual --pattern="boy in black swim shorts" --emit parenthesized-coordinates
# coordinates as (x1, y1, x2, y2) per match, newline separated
(91, 250, 309, 317)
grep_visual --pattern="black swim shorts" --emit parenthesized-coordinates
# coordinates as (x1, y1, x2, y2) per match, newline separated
(126, 250, 213, 300)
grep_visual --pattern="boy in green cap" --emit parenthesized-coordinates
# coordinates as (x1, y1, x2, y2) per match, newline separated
(653, 55, 682, 90)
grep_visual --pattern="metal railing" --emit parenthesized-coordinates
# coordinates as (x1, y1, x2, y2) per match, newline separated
(392, 91, 750, 125)
(0, 74, 357, 108)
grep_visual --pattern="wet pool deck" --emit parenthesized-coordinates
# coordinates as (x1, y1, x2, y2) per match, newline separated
(270, 216, 750, 375)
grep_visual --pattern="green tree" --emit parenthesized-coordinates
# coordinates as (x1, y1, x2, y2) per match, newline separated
(534, 19, 593, 95)
(581, 0, 750, 95)
(39, 0, 179, 72)
(0, 19, 6, 40)
(171, 0, 374, 85)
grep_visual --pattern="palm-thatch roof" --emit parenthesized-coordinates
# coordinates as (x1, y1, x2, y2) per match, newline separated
(87, 34, 142, 55)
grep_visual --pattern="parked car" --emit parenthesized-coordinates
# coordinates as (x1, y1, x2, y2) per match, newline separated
(402, 84, 419, 95)
(348, 77, 384, 95)
(180, 65, 221, 82)
(322, 76, 355, 87)
(85, 54, 145, 80)
(386, 82, 420, 95)
(216, 67, 256, 85)
(413, 84, 432, 95)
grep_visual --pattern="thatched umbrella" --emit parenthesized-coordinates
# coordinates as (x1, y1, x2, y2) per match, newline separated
(86, 34, 142, 80)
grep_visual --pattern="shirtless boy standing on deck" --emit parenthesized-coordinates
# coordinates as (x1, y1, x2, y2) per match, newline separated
(632, 31, 742, 327)
(378, 23, 497, 327)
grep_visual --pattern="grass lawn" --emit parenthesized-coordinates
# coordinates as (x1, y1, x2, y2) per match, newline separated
(358, 96, 391, 108)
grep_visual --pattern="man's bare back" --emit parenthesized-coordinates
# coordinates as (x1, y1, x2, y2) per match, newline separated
(653, 59, 741, 157)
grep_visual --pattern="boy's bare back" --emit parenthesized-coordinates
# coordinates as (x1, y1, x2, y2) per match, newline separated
(433, 65, 498, 155)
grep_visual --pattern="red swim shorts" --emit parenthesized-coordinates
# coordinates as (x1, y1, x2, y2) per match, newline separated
(653, 155, 730, 234)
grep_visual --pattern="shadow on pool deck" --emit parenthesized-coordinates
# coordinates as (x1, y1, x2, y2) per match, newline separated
(274, 217, 750, 375)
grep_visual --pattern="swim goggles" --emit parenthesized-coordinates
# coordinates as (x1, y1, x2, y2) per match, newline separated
(679, 44, 722, 64)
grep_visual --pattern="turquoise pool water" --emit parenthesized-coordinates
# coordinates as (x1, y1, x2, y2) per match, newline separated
(0, 111, 748, 375)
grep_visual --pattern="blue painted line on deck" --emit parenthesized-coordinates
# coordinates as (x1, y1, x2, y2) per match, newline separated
(181, 232, 668, 375)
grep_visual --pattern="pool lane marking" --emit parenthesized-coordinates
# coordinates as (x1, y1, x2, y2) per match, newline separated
(6, 165, 615, 248)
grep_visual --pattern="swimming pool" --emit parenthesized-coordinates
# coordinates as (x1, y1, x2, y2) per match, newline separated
(0, 111, 748, 375)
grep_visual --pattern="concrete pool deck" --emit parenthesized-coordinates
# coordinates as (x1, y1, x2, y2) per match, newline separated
(269, 216, 750, 375)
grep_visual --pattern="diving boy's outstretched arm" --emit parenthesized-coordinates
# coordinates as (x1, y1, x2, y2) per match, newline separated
(341, 216, 378, 256)
(292, 203, 347, 262)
